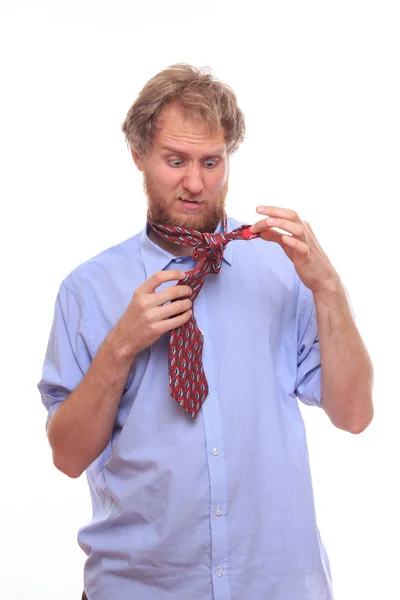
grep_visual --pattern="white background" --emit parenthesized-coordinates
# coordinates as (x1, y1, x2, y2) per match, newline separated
(1, 1, 399, 599)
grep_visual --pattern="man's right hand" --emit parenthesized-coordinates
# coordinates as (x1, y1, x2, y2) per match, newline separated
(48, 270, 193, 478)
(114, 270, 193, 359)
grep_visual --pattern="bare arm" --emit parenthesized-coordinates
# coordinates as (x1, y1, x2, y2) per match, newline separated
(248, 207, 374, 434)
(47, 327, 136, 478)
(314, 281, 374, 434)
(47, 270, 193, 478)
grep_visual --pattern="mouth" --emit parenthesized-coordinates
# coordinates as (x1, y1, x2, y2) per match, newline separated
(178, 197, 204, 211)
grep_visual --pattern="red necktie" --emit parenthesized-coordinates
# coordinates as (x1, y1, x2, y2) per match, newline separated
(148, 211, 260, 417)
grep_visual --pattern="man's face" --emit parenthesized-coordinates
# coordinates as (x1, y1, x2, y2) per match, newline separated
(132, 103, 230, 233)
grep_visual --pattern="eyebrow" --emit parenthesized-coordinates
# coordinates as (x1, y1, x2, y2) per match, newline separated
(160, 145, 226, 158)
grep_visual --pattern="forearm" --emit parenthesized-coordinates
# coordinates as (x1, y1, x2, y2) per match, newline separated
(313, 280, 374, 434)
(48, 325, 137, 478)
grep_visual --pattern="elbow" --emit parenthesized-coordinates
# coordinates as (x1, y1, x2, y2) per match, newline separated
(48, 418, 85, 478)
(349, 404, 374, 435)
(52, 452, 85, 479)
(328, 405, 374, 435)
(350, 368, 375, 435)
(325, 389, 374, 435)
(349, 417, 373, 435)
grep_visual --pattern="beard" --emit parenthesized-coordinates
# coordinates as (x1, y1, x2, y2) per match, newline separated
(143, 169, 229, 233)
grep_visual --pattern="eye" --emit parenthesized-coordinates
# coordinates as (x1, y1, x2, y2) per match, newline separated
(204, 159, 219, 168)
(167, 157, 219, 168)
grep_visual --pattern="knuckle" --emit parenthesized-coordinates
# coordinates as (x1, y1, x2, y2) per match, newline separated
(155, 270, 166, 283)
(137, 296, 148, 311)
(297, 224, 305, 235)
(143, 309, 153, 325)
(179, 299, 191, 310)
(148, 320, 159, 335)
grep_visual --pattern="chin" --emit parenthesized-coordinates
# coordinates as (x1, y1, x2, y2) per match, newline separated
(149, 201, 223, 233)
(177, 212, 217, 232)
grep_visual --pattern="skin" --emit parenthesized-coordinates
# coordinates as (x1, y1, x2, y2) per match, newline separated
(131, 103, 230, 256)
(250, 207, 374, 433)
(130, 101, 374, 434)
(249, 206, 340, 294)
(49, 99, 374, 480)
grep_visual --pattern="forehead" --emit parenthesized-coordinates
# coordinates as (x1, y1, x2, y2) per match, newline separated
(153, 104, 226, 154)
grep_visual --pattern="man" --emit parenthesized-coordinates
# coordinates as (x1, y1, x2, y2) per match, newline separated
(38, 64, 374, 600)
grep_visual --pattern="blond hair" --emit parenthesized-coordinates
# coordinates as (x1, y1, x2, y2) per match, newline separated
(121, 63, 245, 157)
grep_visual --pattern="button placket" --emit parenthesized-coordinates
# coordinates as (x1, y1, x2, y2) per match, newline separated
(196, 306, 231, 598)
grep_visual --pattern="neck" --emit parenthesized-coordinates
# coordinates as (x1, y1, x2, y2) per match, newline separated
(147, 225, 194, 257)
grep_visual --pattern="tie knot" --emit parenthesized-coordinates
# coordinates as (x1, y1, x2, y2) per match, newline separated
(192, 232, 227, 273)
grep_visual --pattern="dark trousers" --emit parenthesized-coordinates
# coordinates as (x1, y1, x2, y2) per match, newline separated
(82, 593, 88, 600)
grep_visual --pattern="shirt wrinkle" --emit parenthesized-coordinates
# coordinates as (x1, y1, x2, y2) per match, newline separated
(38, 215, 336, 600)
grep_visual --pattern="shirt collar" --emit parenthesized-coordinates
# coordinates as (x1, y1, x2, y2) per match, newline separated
(139, 218, 234, 278)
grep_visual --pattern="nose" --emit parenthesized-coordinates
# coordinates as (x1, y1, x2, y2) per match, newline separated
(182, 163, 204, 196)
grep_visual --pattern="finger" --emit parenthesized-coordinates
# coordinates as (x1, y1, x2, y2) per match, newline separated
(281, 235, 309, 254)
(141, 270, 187, 294)
(255, 206, 300, 221)
(150, 283, 193, 308)
(250, 217, 306, 238)
(254, 227, 287, 247)
(158, 308, 193, 335)
(155, 297, 193, 321)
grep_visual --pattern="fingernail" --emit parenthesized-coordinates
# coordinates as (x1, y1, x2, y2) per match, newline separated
(257, 206, 265, 213)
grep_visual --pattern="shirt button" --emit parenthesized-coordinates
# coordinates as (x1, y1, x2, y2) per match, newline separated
(175, 258, 183, 263)
(215, 506, 222, 516)
(212, 447, 219, 456)
(216, 567, 223, 577)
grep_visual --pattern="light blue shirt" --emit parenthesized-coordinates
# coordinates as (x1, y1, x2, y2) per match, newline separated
(38, 215, 335, 600)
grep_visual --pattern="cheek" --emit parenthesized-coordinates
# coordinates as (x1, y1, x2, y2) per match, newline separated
(158, 166, 182, 191)
(209, 169, 228, 191)
(147, 160, 180, 190)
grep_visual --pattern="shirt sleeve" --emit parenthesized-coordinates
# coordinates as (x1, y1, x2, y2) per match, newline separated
(294, 279, 356, 408)
(37, 282, 93, 429)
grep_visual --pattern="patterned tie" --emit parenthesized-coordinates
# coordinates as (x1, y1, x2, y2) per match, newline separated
(148, 211, 260, 417)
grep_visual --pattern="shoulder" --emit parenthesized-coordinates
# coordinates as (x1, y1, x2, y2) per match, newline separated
(61, 231, 143, 297)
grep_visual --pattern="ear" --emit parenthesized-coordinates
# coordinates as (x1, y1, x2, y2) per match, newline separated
(130, 147, 145, 172)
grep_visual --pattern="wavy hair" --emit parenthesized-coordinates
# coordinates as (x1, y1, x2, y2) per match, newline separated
(121, 63, 245, 157)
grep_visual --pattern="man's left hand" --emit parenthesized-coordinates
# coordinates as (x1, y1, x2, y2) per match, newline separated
(249, 206, 340, 294)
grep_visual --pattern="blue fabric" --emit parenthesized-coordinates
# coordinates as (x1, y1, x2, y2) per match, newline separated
(38, 216, 335, 600)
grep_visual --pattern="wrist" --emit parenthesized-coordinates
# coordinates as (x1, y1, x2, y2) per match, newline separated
(312, 276, 342, 299)
(106, 322, 140, 367)
(312, 280, 352, 321)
